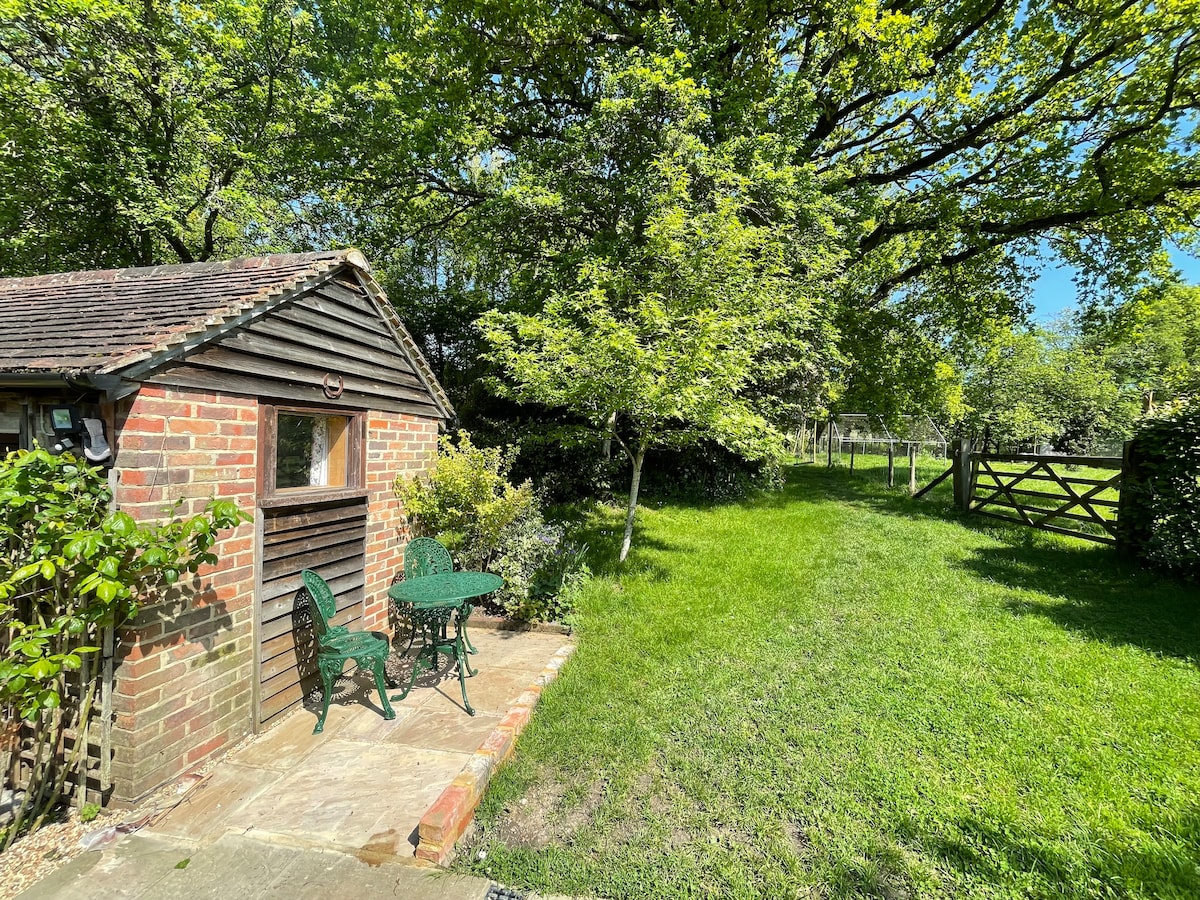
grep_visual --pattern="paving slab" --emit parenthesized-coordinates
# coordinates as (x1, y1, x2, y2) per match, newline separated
(149, 762, 279, 845)
(387, 706, 502, 753)
(17, 627, 575, 898)
(450, 666, 540, 713)
(18, 833, 494, 900)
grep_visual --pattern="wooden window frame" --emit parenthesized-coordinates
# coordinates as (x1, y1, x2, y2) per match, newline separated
(258, 403, 367, 508)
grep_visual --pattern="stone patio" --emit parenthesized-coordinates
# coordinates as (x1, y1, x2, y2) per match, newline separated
(144, 627, 572, 862)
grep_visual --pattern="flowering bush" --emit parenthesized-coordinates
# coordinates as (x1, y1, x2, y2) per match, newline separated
(395, 432, 587, 621)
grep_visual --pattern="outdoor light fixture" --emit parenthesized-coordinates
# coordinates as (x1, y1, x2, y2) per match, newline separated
(48, 404, 82, 453)
(47, 404, 111, 462)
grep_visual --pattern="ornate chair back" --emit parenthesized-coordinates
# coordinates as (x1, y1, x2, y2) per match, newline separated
(404, 537, 454, 580)
(302, 569, 342, 644)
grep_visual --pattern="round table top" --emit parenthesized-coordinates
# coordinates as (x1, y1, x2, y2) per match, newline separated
(387, 571, 505, 608)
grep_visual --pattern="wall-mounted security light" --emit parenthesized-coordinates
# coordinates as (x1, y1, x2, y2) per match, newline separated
(46, 404, 111, 463)
(48, 404, 82, 454)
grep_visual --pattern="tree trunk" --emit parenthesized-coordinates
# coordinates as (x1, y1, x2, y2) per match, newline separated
(619, 445, 647, 563)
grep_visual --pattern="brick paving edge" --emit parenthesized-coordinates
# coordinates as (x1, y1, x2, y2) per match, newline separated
(414, 642, 576, 866)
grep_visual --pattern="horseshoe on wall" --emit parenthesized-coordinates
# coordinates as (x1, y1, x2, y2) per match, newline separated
(322, 373, 345, 399)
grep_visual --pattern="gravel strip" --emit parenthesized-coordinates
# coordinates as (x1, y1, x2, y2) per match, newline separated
(0, 810, 117, 900)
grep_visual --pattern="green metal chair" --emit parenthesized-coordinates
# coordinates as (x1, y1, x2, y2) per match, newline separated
(301, 569, 395, 734)
(399, 538, 479, 655)
(404, 536, 454, 579)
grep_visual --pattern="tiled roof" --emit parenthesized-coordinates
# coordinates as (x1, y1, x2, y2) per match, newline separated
(0, 251, 351, 374)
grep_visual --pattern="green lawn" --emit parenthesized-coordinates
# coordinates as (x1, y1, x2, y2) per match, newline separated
(461, 463, 1200, 899)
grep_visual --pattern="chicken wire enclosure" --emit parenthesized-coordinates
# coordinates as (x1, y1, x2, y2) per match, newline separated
(827, 414, 947, 459)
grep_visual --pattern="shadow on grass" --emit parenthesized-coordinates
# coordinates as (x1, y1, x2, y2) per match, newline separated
(891, 807, 1200, 900)
(966, 545, 1200, 663)
(784, 463, 1200, 664)
(553, 501, 679, 581)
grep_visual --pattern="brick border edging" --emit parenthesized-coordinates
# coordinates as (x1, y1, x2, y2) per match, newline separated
(414, 642, 576, 866)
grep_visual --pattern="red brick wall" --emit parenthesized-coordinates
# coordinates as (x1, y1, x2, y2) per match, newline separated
(104, 389, 440, 802)
(362, 413, 440, 631)
(108, 385, 258, 803)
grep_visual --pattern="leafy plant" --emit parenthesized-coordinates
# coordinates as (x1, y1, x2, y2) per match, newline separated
(395, 432, 586, 622)
(0, 447, 250, 847)
(1122, 398, 1200, 579)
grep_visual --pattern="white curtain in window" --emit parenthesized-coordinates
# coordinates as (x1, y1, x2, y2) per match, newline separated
(309, 416, 329, 486)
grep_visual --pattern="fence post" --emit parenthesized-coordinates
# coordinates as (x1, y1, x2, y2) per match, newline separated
(849, 442, 856, 473)
(887, 444, 895, 488)
(908, 443, 917, 494)
(952, 438, 972, 511)
(1115, 439, 1139, 559)
(826, 418, 833, 468)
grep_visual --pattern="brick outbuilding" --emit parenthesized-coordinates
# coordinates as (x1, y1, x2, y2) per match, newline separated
(0, 250, 452, 803)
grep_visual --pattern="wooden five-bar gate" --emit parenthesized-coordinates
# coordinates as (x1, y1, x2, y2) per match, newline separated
(916, 440, 1129, 546)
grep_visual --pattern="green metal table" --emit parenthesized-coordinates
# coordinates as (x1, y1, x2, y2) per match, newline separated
(387, 571, 503, 715)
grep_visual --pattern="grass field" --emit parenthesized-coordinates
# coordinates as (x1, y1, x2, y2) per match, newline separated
(460, 462, 1200, 899)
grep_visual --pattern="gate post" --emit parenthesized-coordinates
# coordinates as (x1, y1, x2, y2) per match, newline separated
(1115, 439, 1139, 559)
(952, 438, 973, 512)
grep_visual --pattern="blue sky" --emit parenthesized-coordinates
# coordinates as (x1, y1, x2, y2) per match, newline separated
(1029, 246, 1200, 323)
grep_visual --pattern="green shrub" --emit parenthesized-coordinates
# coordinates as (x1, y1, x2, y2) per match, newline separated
(395, 432, 587, 621)
(1122, 397, 1200, 578)
(640, 440, 785, 501)
(0, 446, 250, 845)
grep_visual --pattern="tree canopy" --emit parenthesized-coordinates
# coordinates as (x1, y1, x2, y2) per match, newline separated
(0, 0, 315, 272)
(2, 0, 1199, 535)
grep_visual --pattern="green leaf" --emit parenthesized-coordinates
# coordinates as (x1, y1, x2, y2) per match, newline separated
(28, 659, 56, 679)
(104, 511, 137, 538)
(11, 562, 42, 583)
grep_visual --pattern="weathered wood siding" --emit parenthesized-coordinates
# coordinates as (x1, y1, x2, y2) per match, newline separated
(258, 496, 369, 726)
(146, 273, 443, 419)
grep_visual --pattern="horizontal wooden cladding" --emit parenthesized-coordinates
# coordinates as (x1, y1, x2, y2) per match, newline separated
(152, 345, 438, 411)
(147, 362, 440, 418)
(258, 497, 368, 726)
(261, 561, 365, 641)
(224, 328, 424, 390)
(146, 277, 444, 419)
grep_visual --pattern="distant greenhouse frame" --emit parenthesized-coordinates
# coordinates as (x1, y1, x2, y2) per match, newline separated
(791, 414, 948, 461)
(832, 414, 947, 457)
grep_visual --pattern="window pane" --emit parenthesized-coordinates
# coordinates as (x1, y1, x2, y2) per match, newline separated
(275, 413, 354, 491)
(276, 414, 317, 489)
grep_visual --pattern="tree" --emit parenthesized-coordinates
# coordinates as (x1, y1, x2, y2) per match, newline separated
(0, 0, 315, 274)
(480, 52, 838, 560)
(1087, 280, 1200, 406)
(4, 0, 1198, 440)
(302, 0, 1200, 413)
(957, 320, 1124, 453)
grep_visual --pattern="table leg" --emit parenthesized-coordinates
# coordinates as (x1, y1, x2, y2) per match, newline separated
(390, 646, 432, 703)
